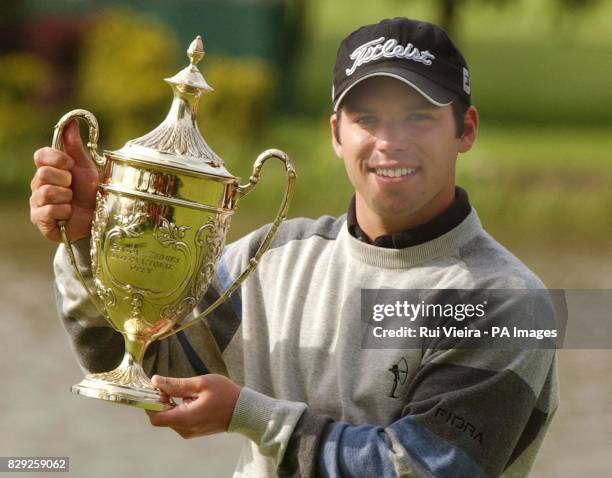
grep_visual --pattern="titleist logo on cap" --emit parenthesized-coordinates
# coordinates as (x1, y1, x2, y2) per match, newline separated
(346, 36, 436, 76)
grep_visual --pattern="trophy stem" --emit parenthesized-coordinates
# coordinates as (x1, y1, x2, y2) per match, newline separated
(71, 336, 168, 411)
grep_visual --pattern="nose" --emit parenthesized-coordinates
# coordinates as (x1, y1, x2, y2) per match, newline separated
(375, 121, 409, 154)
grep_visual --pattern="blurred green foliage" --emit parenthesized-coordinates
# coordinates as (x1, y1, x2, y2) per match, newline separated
(0, 53, 49, 143)
(465, 40, 612, 126)
(77, 8, 180, 146)
(197, 56, 277, 147)
(76, 8, 277, 151)
(0, 53, 52, 196)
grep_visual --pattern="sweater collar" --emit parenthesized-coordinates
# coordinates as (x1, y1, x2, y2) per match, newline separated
(343, 207, 482, 269)
(347, 186, 471, 249)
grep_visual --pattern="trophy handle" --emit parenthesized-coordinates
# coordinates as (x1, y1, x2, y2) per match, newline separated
(52, 109, 106, 172)
(159, 148, 297, 339)
(52, 109, 114, 327)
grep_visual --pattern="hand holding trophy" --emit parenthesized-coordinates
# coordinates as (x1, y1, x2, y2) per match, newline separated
(38, 36, 296, 411)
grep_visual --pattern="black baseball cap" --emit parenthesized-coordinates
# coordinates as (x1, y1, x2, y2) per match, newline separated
(332, 17, 471, 111)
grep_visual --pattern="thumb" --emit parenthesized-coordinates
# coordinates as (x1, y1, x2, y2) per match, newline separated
(152, 375, 203, 398)
(62, 120, 94, 170)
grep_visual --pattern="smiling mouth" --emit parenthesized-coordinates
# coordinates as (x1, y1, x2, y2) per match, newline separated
(375, 167, 419, 178)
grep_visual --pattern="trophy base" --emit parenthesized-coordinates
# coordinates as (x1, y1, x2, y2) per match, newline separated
(71, 376, 168, 411)
(71, 349, 175, 411)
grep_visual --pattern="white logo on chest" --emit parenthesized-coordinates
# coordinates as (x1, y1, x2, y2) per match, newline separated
(346, 36, 436, 76)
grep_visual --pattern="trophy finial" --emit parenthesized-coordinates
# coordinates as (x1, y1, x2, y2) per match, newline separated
(188, 36, 205, 66)
(123, 33, 220, 168)
(162, 34, 212, 93)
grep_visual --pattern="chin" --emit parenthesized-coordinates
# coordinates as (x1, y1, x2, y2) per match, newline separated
(375, 190, 421, 209)
(371, 199, 419, 218)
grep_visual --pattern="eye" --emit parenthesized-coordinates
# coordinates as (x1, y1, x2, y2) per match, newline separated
(356, 114, 378, 125)
(407, 112, 432, 121)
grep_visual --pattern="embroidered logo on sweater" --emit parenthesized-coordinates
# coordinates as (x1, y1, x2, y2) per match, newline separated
(388, 357, 409, 398)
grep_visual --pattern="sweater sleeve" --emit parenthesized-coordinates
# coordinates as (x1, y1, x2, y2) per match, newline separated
(54, 238, 125, 374)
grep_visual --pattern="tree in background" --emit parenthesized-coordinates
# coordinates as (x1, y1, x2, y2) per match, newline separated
(278, 0, 309, 112)
(430, 0, 602, 37)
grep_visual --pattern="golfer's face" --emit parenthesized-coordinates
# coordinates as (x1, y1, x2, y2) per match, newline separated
(331, 77, 464, 230)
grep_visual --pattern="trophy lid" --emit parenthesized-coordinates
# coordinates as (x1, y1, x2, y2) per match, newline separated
(113, 36, 233, 178)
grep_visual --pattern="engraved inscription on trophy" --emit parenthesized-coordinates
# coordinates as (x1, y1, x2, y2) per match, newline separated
(103, 203, 192, 295)
(108, 242, 182, 276)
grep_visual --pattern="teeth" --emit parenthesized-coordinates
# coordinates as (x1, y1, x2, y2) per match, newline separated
(375, 168, 417, 177)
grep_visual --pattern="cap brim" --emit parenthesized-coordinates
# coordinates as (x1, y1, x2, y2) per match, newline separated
(333, 67, 455, 111)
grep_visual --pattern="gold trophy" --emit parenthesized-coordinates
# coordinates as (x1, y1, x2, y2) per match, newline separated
(52, 36, 296, 411)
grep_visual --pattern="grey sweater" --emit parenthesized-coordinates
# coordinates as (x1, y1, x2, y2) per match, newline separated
(54, 209, 558, 477)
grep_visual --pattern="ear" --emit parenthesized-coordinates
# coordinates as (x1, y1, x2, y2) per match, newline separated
(330, 113, 343, 159)
(458, 106, 479, 154)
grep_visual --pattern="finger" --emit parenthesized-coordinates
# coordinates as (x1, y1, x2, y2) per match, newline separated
(151, 375, 205, 398)
(31, 184, 73, 207)
(30, 203, 72, 224)
(144, 411, 192, 437)
(30, 203, 72, 241)
(146, 399, 199, 429)
(158, 391, 177, 406)
(144, 403, 175, 420)
(33, 147, 74, 170)
(171, 426, 196, 439)
(31, 166, 72, 191)
(62, 120, 94, 170)
(175, 429, 194, 439)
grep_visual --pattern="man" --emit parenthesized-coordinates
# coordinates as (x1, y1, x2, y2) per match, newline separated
(31, 18, 558, 477)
